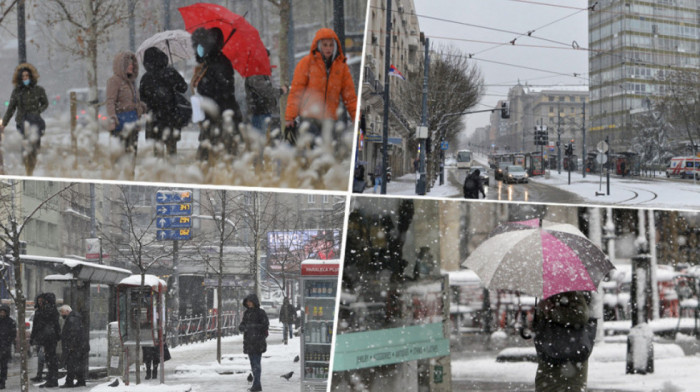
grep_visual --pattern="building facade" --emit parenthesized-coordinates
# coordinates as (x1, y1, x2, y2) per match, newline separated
(360, 0, 425, 179)
(588, 0, 700, 149)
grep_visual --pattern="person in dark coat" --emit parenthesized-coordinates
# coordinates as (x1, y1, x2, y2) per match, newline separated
(239, 294, 269, 392)
(463, 169, 485, 199)
(142, 346, 160, 380)
(245, 50, 287, 136)
(534, 291, 591, 392)
(31, 292, 60, 388)
(278, 297, 295, 341)
(190, 27, 242, 162)
(0, 62, 49, 176)
(139, 47, 189, 157)
(31, 295, 46, 382)
(0, 304, 17, 390)
(58, 305, 88, 388)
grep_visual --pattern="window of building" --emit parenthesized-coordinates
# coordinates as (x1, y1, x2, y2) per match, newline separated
(549, 107, 554, 113)
(548, 96, 554, 102)
(322, 195, 329, 204)
(308, 194, 315, 204)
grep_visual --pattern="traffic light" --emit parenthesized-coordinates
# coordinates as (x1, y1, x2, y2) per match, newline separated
(501, 102, 510, 119)
(565, 143, 573, 156)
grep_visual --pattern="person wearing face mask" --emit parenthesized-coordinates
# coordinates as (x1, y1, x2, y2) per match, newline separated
(285, 28, 357, 147)
(58, 305, 89, 388)
(0, 62, 49, 175)
(190, 27, 242, 162)
(106, 51, 147, 156)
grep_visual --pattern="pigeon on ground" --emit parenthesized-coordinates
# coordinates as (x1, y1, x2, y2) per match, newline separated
(280, 371, 294, 381)
(293, 355, 300, 363)
(108, 378, 120, 387)
(247, 373, 253, 383)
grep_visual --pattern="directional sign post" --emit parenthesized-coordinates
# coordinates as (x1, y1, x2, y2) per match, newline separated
(156, 190, 193, 241)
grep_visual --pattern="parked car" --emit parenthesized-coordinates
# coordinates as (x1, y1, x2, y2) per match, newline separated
(495, 162, 510, 181)
(470, 166, 489, 186)
(504, 165, 529, 184)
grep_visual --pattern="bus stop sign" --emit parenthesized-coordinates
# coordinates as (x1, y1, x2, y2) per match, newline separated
(440, 141, 448, 151)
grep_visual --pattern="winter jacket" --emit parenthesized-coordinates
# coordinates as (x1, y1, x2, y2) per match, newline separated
(278, 301, 295, 324)
(139, 47, 189, 138)
(191, 27, 242, 124)
(534, 292, 590, 392)
(61, 311, 89, 356)
(106, 51, 147, 126)
(463, 170, 484, 199)
(2, 63, 48, 128)
(238, 294, 269, 354)
(245, 74, 281, 117)
(30, 293, 61, 347)
(0, 304, 16, 357)
(285, 28, 357, 122)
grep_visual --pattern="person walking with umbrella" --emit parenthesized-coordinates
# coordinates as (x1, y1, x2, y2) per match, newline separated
(139, 46, 190, 158)
(190, 27, 242, 162)
(0, 62, 48, 176)
(284, 28, 357, 147)
(239, 293, 269, 392)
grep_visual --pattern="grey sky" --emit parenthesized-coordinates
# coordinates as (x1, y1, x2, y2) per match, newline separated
(413, 0, 589, 141)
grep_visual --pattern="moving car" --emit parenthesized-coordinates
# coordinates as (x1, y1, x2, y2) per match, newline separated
(495, 162, 510, 181)
(504, 165, 529, 184)
(666, 156, 700, 179)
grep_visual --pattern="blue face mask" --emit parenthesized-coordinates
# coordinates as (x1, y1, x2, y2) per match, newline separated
(23, 79, 31, 86)
(197, 44, 205, 58)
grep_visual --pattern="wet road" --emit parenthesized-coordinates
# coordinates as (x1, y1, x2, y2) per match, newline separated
(449, 167, 585, 204)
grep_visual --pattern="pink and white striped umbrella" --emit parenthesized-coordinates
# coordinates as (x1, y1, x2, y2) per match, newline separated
(463, 218, 614, 299)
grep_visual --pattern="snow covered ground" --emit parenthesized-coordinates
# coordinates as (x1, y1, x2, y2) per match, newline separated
(362, 173, 462, 198)
(0, 116, 353, 190)
(454, 340, 700, 391)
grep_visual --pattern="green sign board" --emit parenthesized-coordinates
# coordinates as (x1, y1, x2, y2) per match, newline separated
(333, 323, 450, 371)
(434, 365, 443, 384)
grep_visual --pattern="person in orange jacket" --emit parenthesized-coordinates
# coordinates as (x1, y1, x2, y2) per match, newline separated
(285, 28, 357, 144)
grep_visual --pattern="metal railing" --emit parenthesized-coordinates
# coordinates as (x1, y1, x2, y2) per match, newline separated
(168, 311, 239, 346)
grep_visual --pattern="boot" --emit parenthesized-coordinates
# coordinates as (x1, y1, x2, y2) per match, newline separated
(152, 367, 157, 379)
(145, 367, 151, 380)
(0, 379, 5, 390)
(30, 374, 43, 382)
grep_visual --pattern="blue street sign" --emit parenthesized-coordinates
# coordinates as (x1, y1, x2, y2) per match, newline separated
(157, 229, 192, 241)
(440, 141, 448, 150)
(156, 204, 192, 216)
(156, 216, 192, 229)
(156, 190, 193, 204)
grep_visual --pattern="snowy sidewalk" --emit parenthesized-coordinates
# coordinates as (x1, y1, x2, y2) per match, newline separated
(362, 173, 462, 198)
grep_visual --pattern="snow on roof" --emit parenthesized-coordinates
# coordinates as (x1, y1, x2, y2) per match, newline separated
(44, 273, 74, 281)
(119, 274, 167, 289)
(523, 85, 589, 94)
(447, 269, 482, 286)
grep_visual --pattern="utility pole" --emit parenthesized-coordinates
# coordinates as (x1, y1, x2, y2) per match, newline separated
(416, 37, 429, 195)
(17, 0, 26, 63)
(163, 0, 171, 30)
(582, 102, 587, 178)
(380, 0, 392, 194)
(128, 0, 137, 52)
(557, 102, 562, 174)
(606, 135, 610, 195)
(333, 0, 345, 54)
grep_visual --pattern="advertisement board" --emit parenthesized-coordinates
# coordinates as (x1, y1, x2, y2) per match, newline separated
(266, 230, 340, 273)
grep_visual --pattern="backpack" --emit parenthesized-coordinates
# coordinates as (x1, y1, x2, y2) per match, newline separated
(463, 177, 476, 197)
(534, 313, 597, 365)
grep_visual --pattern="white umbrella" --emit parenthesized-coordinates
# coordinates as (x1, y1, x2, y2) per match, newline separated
(137, 29, 193, 64)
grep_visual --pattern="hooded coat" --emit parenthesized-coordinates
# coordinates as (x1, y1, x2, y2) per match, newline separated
(0, 304, 16, 358)
(238, 294, 269, 354)
(30, 293, 61, 347)
(106, 51, 147, 126)
(463, 169, 484, 199)
(2, 63, 48, 129)
(139, 47, 189, 139)
(534, 291, 591, 392)
(285, 28, 357, 123)
(191, 27, 242, 123)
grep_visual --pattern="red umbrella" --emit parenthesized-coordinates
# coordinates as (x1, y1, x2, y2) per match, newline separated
(178, 3, 271, 77)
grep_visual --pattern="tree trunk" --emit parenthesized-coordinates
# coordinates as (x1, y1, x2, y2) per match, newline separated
(278, 0, 291, 133)
(12, 231, 29, 392)
(217, 190, 226, 364)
